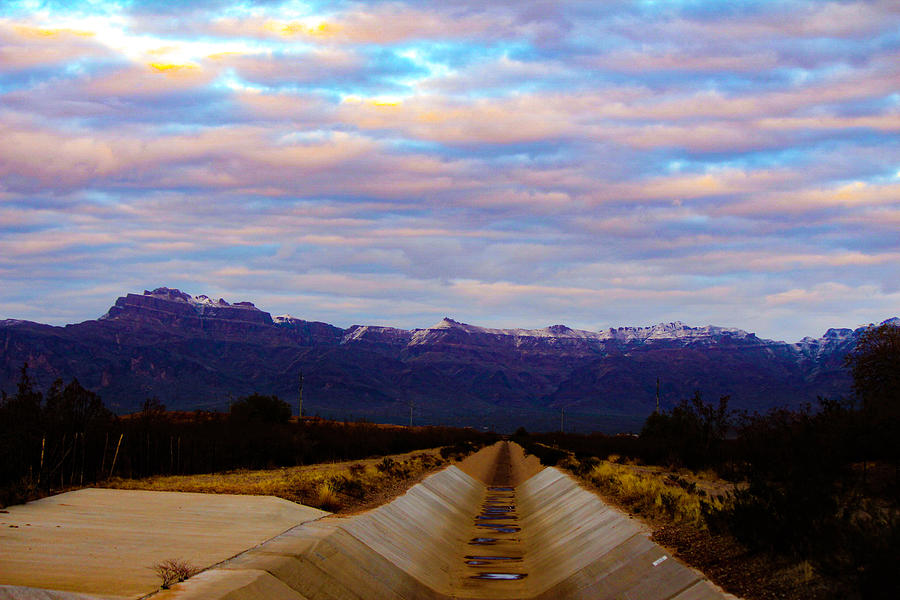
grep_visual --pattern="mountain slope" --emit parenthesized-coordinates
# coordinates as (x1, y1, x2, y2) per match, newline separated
(0, 287, 890, 431)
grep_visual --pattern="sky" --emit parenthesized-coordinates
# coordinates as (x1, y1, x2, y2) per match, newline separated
(0, 0, 898, 342)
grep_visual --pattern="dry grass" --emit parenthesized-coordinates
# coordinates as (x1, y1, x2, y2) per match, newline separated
(561, 455, 731, 528)
(315, 480, 341, 512)
(561, 453, 850, 599)
(105, 448, 449, 512)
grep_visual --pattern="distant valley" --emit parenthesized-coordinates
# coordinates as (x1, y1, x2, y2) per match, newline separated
(1, 287, 893, 432)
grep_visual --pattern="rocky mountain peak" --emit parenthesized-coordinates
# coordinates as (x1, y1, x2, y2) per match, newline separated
(141, 287, 260, 310)
(434, 317, 462, 328)
(547, 324, 573, 334)
(144, 287, 193, 303)
(100, 287, 272, 327)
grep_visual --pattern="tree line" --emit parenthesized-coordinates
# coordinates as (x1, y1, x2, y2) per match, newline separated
(0, 370, 492, 507)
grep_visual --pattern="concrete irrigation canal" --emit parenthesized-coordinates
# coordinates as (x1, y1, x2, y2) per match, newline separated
(0, 442, 737, 600)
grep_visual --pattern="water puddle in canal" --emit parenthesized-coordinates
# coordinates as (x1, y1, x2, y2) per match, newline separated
(463, 447, 529, 584)
(475, 524, 521, 533)
(465, 556, 522, 563)
(469, 537, 499, 545)
(470, 573, 528, 580)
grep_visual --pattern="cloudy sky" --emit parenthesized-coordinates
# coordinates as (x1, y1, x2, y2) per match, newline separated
(1, 0, 898, 341)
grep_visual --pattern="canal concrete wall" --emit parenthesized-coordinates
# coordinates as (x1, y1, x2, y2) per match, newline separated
(153, 442, 736, 600)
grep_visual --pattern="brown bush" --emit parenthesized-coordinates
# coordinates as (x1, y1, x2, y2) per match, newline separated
(152, 558, 200, 589)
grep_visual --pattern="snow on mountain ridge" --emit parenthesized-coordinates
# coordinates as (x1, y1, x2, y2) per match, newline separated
(397, 317, 761, 347)
(142, 287, 258, 310)
(599, 321, 757, 343)
(274, 315, 301, 324)
(422, 317, 601, 339)
(341, 324, 413, 345)
(102, 287, 899, 348)
(790, 317, 899, 359)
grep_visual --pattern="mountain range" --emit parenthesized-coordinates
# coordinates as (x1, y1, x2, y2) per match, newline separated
(1, 287, 892, 432)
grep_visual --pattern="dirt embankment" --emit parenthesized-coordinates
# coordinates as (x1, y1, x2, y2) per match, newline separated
(107, 447, 452, 514)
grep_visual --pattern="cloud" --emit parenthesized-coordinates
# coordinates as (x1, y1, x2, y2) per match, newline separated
(203, 3, 566, 46)
(764, 282, 899, 310)
(721, 181, 900, 218)
(0, 1, 898, 341)
(0, 21, 110, 72)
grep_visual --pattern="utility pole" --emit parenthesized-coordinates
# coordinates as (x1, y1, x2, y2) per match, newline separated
(298, 370, 303, 420)
(560, 408, 565, 433)
(656, 376, 660, 413)
(409, 398, 414, 427)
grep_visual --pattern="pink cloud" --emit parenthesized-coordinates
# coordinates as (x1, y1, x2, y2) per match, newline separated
(0, 22, 110, 72)
(591, 49, 780, 73)
(764, 282, 896, 307)
(82, 63, 218, 97)
(207, 5, 539, 46)
(657, 249, 900, 275)
(638, 1, 900, 43)
(0, 231, 121, 257)
(207, 48, 362, 85)
(720, 181, 900, 217)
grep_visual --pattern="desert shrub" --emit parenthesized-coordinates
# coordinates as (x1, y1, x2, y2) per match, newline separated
(575, 455, 601, 477)
(722, 397, 900, 597)
(0, 476, 38, 508)
(439, 440, 481, 461)
(666, 474, 701, 495)
(828, 501, 900, 599)
(557, 454, 580, 473)
(228, 394, 291, 424)
(153, 558, 199, 589)
(314, 480, 341, 511)
(333, 474, 366, 499)
(522, 442, 570, 466)
(728, 405, 847, 556)
(640, 392, 731, 469)
(413, 452, 443, 470)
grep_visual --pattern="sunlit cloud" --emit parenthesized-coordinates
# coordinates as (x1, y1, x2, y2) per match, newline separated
(0, 0, 898, 340)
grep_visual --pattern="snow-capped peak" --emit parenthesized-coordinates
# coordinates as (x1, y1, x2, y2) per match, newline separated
(424, 317, 590, 338)
(194, 294, 229, 307)
(407, 318, 754, 344)
(142, 287, 258, 310)
(340, 324, 412, 345)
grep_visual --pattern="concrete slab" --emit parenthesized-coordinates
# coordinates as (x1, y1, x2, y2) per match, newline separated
(0, 488, 327, 599)
(0, 586, 99, 600)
